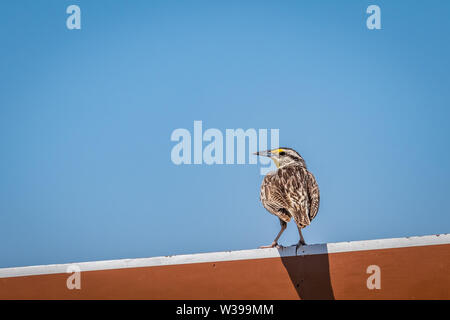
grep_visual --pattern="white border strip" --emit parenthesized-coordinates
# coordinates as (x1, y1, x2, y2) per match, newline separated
(0, 234, 448, 279)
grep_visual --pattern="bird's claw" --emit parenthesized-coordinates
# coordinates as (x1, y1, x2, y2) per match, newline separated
(259, 242, 284, 249)
(295, 241, 306, 252)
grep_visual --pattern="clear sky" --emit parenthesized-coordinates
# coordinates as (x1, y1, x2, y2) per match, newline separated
(1, 0, 449, 268)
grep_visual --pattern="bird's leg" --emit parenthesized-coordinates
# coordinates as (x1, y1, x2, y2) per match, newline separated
(260, 220, 287, 249)
(295, 225, 306, 252)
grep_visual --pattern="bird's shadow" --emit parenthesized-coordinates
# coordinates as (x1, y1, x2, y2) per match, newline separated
(277, 244, 335, 300)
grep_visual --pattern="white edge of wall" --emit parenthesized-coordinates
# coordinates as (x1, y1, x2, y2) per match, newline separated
(0, 233, 449, 279)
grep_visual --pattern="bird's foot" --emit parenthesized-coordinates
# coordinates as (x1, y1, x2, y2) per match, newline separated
(259, 241, 284, 249)
(295, 240, 306, 252)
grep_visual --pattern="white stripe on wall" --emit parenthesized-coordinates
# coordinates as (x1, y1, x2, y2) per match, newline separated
(0, 234, 448, 279)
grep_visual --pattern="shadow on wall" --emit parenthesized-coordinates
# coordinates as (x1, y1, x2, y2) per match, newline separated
(278, 244, 335, 300)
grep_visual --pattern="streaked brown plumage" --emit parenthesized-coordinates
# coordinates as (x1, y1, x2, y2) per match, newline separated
(255, 148, 320, 249)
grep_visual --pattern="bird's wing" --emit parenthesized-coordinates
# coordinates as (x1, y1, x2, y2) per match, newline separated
(306, 171, 320, 221)
(279, 165, 311, 227)
(260, 165, 311, 226)
(260, 173, 292, 222)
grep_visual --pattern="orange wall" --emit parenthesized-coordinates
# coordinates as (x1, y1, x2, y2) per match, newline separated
(1, 244, 449, 299)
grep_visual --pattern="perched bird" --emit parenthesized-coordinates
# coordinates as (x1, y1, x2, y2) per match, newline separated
(254, 148, 320, 249)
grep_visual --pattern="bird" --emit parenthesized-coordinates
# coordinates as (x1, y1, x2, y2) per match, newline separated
(254, 148, 320, 250)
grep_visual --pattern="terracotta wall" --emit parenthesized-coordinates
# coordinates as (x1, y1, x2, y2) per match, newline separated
(1, 243, 449, 299)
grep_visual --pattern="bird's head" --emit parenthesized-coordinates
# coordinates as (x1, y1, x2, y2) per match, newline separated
(254, 147, 306, 168)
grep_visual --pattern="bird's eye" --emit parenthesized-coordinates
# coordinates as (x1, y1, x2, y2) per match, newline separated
(279, 152, 286, 156)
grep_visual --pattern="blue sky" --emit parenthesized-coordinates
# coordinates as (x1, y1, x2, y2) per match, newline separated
(1, 0, 449, 268)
